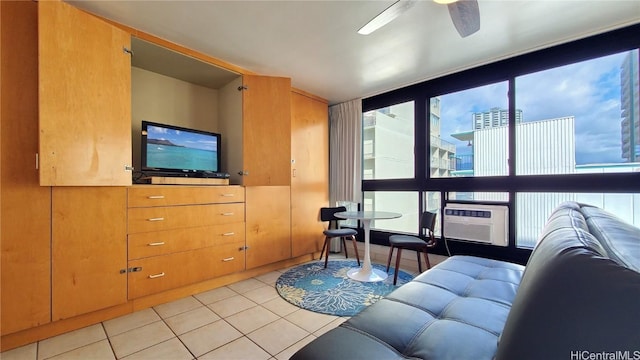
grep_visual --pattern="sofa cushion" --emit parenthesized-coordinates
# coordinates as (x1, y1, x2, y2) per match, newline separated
(291, 255, 524, 360)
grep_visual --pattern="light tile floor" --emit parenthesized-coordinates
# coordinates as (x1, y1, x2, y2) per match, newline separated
(1, 257, 379, 360)
(1, 252, 433, 360)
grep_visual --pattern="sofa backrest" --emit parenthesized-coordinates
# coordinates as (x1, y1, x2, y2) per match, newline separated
(495, 202, 640, 359)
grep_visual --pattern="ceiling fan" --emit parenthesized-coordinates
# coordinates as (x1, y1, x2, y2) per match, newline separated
(358, 0, 480, 38)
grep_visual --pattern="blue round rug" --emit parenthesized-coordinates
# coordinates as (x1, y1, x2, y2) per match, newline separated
(275, 259, 413, 316)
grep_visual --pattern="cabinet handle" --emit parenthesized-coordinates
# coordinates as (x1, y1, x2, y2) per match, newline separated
(222, 232, 235, 236)
(148, 242, 165, 246)
(147, 217, 165, 221)
(220, 193, 235, 197)
(148, 272, 165, 279)
(222, 257, 235, 262)
(221, 213, 234, 216)
(147, 195, 165, 199)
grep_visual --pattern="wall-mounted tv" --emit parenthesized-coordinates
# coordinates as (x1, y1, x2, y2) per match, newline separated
(141, 120, 221, 177)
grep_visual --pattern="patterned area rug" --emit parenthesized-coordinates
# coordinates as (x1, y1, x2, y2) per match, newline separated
(276, 259, 413, 316)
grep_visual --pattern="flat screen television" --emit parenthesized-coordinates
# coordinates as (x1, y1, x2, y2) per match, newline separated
(141, 120, 221, 177)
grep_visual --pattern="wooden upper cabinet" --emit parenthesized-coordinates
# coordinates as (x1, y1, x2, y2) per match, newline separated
(241, 75, 292, 186)
(38, 1, 132, 186)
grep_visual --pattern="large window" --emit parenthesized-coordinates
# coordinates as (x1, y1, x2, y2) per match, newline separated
(515, 50, 640, 175)
(363, 101, 415, 180)
(431, 82, 509, 178)
(362, 25, 640, 262)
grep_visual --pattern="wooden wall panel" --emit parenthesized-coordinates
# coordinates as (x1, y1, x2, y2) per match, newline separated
(291, 92, 329, 257)
(0, 0, 52, 335)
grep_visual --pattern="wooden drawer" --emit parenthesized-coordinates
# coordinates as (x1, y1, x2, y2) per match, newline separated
(128, 203, 244, 234)
(128, 223, 246, 260)
(128, 243, 246, 299)
(128, 185, 244, 208)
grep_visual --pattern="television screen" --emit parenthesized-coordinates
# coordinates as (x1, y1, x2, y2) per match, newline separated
(141, 121, 221, 176)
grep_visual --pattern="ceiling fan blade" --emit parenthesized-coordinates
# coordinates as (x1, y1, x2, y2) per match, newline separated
(447, 0, 480, 38)
(358, 0, 417, 35)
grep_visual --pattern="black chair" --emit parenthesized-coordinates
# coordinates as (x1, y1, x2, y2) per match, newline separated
(386, 211, 437, 285)
(319, 206, 360, 268)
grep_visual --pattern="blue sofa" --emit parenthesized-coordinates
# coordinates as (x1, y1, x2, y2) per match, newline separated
(291, 202, 640, 359)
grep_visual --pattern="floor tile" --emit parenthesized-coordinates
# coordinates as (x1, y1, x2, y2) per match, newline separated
(164, 306, 220, 335)
(198, 336, 270, 360)
(109, 321, 174, 359)
(247, 318, 309, 356)
(285, 309, 337, 333)
(225, 306, 280, 334)
(179, 320, 242, 357)
(207, 295, 257, 318)
(274, 335, 316, 360)
(242, 285, 279, 304)
(154, 296, 203, 319)
(227, 278, 264, 294)
(1, 343, 37, 360)
(254, 271, 282, 285)
(121, 338, 193, 360)
(193, 286, 237, 305)
(260, 296, 300, 317)
(37, 324, 106, 360)
(103, 308, 161, 337)
(46, 339, 115, 360)
(313, 317, 347, 337)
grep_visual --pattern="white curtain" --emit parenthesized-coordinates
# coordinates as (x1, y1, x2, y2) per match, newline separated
(329, 98, 362, 207)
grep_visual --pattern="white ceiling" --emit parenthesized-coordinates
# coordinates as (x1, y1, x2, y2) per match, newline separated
(69, 0, 640, 105)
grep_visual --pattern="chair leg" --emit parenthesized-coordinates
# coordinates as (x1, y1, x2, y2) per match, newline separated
(424, 250, 432, 269)
(350, 235, 360, 266)
(393, 248, 403, 285)
(324, 238, 331, 268)
(416, 251, 423, 273)
(319, 236, 328, 261)
(341, 237, 349, 259)
(386, 246, 395, 272)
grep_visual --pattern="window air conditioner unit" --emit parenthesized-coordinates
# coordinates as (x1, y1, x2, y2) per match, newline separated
(443, 203, 508, 246)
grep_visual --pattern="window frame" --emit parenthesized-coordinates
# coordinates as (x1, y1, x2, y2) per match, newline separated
(361, 24, 640, 264)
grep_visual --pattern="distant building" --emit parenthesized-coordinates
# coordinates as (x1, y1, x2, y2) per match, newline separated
(621, 49, 639, 162)
(473, 107, 523, 130)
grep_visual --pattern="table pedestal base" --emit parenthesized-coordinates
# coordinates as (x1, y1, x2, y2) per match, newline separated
(347, 267, 388, 282)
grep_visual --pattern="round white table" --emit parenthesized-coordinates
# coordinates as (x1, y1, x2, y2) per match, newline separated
(334, 211, 402, 282)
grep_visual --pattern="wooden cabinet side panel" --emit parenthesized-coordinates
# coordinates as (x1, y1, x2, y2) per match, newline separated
(52, 187, 128, 320)
(291, 93, 329, 257)
(245, 186, 292, 269)
(0, 1, 52, 335)
(38, 1, 132, 186)
(242, 75, 292, 186)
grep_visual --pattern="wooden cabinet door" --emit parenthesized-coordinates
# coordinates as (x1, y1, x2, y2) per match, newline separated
(1, 0, 52, 335)
(245, 186, 291, 269)
(291, 92, 329, 257)
(241, 75, 291, 186)
(38, 1, 132, 186)
(52, 187, 128, 320)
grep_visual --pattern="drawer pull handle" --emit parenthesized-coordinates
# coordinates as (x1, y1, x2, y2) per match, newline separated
(222, 257, 235, 262)
(147, 217, 165, 222)
(148, 272, 165, 279)
(147, 195, 165, 199)
(148, 242, 165, 246)
(221, 212, 234, 216)
(222, 232, 235, 236)
(221, 193, 235, 197)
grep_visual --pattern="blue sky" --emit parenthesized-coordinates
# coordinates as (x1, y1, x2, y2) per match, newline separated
(148, 125, 218, 152)
(438, 51, 630, 164)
